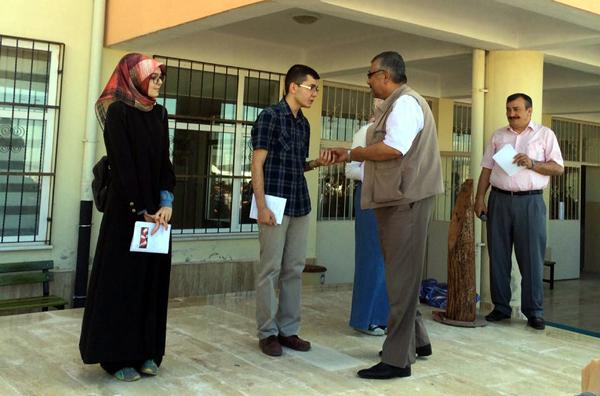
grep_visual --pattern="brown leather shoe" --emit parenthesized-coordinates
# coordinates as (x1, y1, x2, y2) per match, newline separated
(278, 335, 311, 351)
(259, 335, 282, 356)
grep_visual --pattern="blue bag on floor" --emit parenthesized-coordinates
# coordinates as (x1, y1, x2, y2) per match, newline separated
(419, 279, 448, 308)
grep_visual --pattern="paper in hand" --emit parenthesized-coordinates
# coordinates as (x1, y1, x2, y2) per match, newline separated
(492, 144, 524, 177)
(130, 221, 170, 254)
(250, 194, 287, 225)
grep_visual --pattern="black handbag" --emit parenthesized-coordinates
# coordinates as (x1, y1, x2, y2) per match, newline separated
(92, 155, 110, 212)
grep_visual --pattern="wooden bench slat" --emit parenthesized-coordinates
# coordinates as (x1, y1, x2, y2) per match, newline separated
(0, 271, 53, 287)
(0, 260, 54, 274)
(0, 295, 67, 311)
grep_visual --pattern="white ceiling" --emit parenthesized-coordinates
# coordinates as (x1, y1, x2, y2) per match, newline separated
(113, 0, 600, 120)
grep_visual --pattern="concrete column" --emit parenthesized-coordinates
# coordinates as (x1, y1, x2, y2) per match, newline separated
(481, 50, 544, 316)
(302, 87, 324, 260)
(470, 49, 485, 304)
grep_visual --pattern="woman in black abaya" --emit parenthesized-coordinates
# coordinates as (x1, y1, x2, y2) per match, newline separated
(79, 53, 175, 382)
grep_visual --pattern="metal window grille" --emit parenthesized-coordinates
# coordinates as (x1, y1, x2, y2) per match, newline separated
(321, 83, 372, 142)
(552, 118, 580, 162)
(154, 55, 283, 235)
(318, 83, 372, 221)
(317, 162, 355, 221)
(452, 103, 471, 152)
(550, 166, 580, 220)
(548, 117, 600, 221)
(433, 152, 471, 221)
(432, 103, 472, 221)
(0, 35, 63, 244)
(581, 123, 600, 164)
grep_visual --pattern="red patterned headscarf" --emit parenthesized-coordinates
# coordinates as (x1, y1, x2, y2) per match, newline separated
(95, 53, 166, 130)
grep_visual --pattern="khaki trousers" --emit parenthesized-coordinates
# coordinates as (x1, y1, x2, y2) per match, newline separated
(375, 196, 434, 368)
(255, 215, 309, 339)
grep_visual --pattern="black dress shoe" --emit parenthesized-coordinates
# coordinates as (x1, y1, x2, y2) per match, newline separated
(527, 316, 545, 330)
(485, 310, 511, 322)
(416, 343, 432, 357)
(378, 343, 432, 358)
(357, 362, 411, 379)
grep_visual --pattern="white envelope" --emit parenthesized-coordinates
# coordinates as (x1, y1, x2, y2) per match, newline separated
(250, 194, 287, 225)
(492, 144, 524, 177)
(129, 221, 170, 254)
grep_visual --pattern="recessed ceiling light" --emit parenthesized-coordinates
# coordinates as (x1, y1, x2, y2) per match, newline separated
(292, 14, 320, 25)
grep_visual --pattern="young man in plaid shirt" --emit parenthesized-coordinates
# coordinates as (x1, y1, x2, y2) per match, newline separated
(251, 64, 332, 357)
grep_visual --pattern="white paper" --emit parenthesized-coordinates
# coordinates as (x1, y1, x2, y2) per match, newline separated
(250, 194, 287, 225)
(129, 221, 170, 254)
(492, 144, 524, 177)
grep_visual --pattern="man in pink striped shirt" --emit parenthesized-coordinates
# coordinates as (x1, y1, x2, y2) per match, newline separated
(474, 93, 564, 331)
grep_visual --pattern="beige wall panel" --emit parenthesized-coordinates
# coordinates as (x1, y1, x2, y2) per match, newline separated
(0, 1, 94, 273)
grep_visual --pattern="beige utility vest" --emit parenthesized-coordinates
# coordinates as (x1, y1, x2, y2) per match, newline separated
(361, 85, 444, 209)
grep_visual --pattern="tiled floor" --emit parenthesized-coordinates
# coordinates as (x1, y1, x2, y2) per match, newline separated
(0, 286, 598, 395)
(545, 272, 600, 334)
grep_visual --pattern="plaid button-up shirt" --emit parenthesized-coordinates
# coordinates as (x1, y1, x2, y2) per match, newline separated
(251, 99, 311, 217)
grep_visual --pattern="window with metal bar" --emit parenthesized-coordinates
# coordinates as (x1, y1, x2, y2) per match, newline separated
(0, 35, 63, 244)
(548, 117, 600, 221)
(550, 166, 580, 220)
(318, 83, 372, 221)
(433, 102, 472, 221)
(452, 102, 471, 152)
(154, 55, 283, 235)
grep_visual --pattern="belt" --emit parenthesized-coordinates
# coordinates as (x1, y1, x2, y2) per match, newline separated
(492, 186, 542, 196)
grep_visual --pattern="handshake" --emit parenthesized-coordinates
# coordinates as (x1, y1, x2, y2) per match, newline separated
(315, 148, 353, 167)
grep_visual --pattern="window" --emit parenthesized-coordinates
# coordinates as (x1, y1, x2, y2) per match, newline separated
(548, 117, 600, 221)
(154, 56, 283, 234)
(0, 35, 63, 244)
(321, 84, 372, 142)
(433, 102, 472, 221)
(550, 166, 580, 220)
(318, 83, 372, 221)
(452, 102, 471, 152)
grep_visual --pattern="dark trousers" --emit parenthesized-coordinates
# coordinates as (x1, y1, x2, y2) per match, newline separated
(375, 196, 434, 369)
(487, 190, 546, 318)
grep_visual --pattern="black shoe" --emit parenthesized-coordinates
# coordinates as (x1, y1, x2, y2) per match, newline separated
(378, 343, 432, 358)
(485, 310, 511, 322)
(357, 362, 411, 379)
(527, 316, 545, 330)
(416, 343, 432, 357)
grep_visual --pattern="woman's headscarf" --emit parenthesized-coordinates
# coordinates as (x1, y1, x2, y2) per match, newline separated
(95, 53, 166, 130)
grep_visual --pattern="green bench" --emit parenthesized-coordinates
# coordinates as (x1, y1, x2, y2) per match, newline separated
(0, 260, 68, 313)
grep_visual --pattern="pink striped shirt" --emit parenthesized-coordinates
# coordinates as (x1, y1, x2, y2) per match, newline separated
(481, 121, 564, 191)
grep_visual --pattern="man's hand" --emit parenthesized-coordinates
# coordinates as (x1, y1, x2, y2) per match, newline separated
(474, 198, 487, 219)
(314, 149, 336, 166)
(258, 207, 276, 226)
(513, 153, 533, 169)
(329, 147, 349, 163)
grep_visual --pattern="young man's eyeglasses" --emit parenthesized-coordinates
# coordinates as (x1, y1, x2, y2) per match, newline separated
(149, 73, 165, 84)
(366, 69, 385, 79)
(298, 83, 319, 93)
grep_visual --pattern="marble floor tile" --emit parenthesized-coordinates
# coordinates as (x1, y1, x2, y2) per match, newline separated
(0, 288, 598, 395)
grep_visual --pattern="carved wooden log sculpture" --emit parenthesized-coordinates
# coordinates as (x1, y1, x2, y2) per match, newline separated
(446, 179, 476, 322)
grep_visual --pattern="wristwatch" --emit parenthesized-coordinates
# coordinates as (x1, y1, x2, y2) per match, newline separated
(346, 149, 352, 163)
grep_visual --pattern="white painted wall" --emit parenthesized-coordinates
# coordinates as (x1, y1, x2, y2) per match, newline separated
(548, 220, 580, 279)
(316, 221, 355, 284)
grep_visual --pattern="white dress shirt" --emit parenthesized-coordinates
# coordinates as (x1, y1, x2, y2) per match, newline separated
(383, 95, 424, 155)
(345, 123, 370, 181)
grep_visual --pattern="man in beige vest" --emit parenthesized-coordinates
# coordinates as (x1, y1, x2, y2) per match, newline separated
(331, 51, 443, 379)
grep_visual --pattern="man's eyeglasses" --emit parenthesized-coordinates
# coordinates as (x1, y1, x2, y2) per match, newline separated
(149, 73, 165, 84)
(298, 83, 319, 93)
(367, 69, 385, 79)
